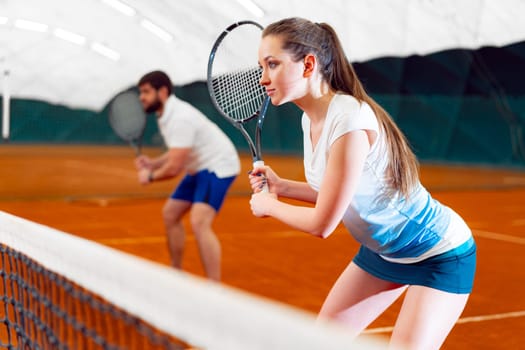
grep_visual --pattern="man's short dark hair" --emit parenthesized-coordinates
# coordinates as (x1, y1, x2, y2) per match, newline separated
(138, 70, 172, 95)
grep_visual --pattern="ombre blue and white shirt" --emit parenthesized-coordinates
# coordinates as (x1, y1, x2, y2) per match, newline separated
(302, 94, 472, 263)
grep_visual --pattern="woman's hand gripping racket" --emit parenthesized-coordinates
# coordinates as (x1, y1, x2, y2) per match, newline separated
(108, 90, 147, 156)
(207, 20, 270, 193)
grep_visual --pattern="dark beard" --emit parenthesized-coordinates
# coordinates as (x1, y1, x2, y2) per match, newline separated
(145, 98, 162, 114)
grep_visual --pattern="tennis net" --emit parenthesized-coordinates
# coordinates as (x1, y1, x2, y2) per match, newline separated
(0, 210, 386, 349)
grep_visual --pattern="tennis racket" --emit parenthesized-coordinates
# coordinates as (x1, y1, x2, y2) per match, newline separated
(207, 20, 270, 192)
(108, 90, 147, 156)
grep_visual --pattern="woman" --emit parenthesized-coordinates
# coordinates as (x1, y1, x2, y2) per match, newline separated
(249, 17, 476, 349)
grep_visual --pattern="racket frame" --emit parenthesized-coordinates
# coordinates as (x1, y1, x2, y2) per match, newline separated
(108, 90, 147, 156)
(206, 20, 270, 165)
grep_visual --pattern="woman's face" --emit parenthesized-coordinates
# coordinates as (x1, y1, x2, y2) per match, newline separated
(258, 35, 307, 106)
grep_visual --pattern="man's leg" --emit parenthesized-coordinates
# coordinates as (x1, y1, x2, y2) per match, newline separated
(190, 203, 221, 281)
(162, 198, 192, 269)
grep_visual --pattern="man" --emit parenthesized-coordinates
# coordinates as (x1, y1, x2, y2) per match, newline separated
(135, 70, 240, 281)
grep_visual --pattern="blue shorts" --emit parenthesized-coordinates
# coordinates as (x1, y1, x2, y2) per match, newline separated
(171, 170, 236, 212)
(353, 238, 476, 294)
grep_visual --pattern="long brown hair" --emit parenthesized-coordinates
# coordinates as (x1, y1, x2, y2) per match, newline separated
(263, 17, 419, 198)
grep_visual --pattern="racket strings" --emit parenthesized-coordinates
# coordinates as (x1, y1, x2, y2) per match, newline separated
(211, 67, 265, 122)
(109, 92, 147, 141)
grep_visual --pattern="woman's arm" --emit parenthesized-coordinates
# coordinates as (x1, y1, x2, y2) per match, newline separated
(250, 167, 318, 203)
(275, 179, 318, 203)
(250, 130, 370, 238)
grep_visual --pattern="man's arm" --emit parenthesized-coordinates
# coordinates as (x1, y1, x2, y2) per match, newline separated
(138, 147, 191, 184)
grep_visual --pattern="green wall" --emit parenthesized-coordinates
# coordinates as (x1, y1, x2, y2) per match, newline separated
(2, 87, 524, 167)
(2, 39, 525, 167)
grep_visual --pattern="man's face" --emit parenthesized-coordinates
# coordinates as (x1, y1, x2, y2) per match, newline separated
(138, 83, 162, 113)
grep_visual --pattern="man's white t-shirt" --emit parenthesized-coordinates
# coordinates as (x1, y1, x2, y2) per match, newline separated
(157, 95, 240, 178)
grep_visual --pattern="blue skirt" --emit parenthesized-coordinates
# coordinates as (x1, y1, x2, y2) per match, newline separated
(353, 238, 476, 294)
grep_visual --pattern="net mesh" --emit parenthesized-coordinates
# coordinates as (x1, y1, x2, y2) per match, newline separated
(0, 244, 187, 350)
(0, 211, 386, 350)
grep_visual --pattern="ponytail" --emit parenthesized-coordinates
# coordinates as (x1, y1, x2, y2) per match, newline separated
(263, 18, 419, 198)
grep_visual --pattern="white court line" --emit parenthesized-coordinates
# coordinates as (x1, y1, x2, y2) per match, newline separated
(100, 228, 525, 246)
(65, 160, 136, 179)
(511, 219, 525, 227)
(473, 229, 525, 245)
(98, 230, 525, 336)
(503, 176, 525, 185)
(364, 310, 525, 334)
(95, 230, 315, 245)
(96, 236, 166, 245)
(98, 229, 524, 246)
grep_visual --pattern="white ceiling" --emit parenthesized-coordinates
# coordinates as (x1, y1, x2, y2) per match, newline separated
(1, 0, 525, 111)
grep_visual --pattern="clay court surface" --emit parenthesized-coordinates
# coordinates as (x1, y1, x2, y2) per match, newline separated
(1, 144, 525, 348)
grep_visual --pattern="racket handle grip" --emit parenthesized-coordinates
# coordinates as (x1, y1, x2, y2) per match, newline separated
(252, 160, 269, 193)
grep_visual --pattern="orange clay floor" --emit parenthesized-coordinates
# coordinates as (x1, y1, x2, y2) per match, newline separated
(1, 144, 525, 349)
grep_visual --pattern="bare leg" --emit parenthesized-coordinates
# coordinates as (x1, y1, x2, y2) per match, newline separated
(162, 199, 191, 269)
(390, 286, 469, 350)
(190, 202, 221, 281)
(319, 262, 406, 337)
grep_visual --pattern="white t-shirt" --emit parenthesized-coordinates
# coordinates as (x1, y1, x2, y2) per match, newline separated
(302, 94, 471, 262)
(157, 95, 240, 178)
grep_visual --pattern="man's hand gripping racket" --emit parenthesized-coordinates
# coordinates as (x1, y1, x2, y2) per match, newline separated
(207, 20, 270, 193)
